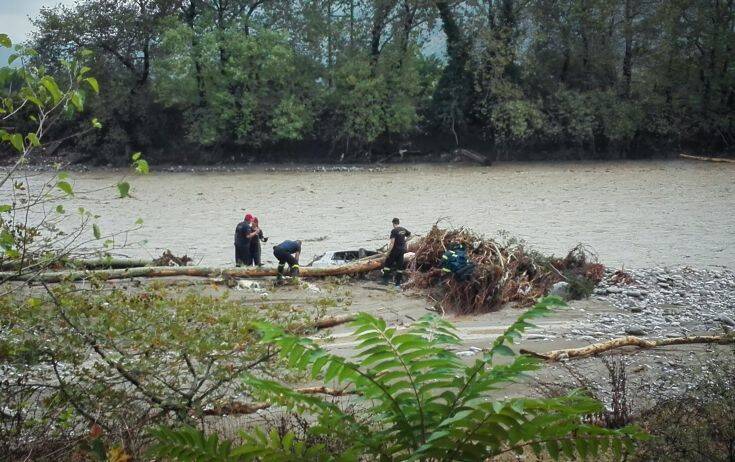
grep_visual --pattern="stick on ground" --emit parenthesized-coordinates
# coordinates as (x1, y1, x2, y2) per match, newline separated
(520, 334, 735, 361)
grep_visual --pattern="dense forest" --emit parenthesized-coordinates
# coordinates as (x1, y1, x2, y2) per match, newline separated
(3, 0, 735, 163)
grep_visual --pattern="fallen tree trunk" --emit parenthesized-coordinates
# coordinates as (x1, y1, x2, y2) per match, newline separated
(0, 258, 155, 272)
(680, 153, 735, 163)
(202, 386, 356, 416)
(520, 334, 735, 361)
(313, 314, 358, 329)
(1, 258, 386, 283)
(454, 148, 492, 165)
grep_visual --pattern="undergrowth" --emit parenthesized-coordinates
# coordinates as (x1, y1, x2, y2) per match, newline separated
(151, 296, 645, 461)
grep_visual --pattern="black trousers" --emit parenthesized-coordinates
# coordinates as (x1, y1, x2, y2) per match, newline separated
(235, 243, 251, 266)
(382, 249, 405, 282)
(273, 248, 297, 267)
(250, 239, 262, 265)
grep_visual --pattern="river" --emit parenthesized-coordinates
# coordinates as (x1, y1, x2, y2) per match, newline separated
(12, 160, 735, 269)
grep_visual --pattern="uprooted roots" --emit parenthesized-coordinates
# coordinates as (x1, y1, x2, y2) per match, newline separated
(405, 226, 604, 314)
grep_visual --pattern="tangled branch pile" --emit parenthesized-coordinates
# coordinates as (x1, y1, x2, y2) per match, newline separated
(406, 226, 604, 314)
(152, 249, 193, 266)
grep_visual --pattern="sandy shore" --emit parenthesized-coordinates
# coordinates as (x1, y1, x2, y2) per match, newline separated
(151, 264, 732, 406)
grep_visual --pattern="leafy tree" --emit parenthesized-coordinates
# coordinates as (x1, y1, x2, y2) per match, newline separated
(24, 0, 735, 161)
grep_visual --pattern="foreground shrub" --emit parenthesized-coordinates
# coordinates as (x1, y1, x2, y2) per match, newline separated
(152, 296, 644, 460)
(633, 354, 735, 462)
(0, 284, 317, 460)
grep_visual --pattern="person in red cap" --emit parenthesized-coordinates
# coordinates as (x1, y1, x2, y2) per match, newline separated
(234, 214, 258, 266)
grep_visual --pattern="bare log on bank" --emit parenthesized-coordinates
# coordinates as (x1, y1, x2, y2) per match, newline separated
(453, 148, 492, 165)
(0, 258, 386, 283)
(313, 314, 358, 329)
(0, 258, 155, 272)
(202, 386, 356, 416)
(680, 153, 735, 163)
(520, 334, 735, 361)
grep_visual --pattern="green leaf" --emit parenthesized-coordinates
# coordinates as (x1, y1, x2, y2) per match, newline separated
(9, 133, 24, 152)
(40, 76, 62, 105)
(84, 77, 99, 94)
(117, 182, 131, 198)
(92, 224, 101, 239)
(56, 205, 65, 214)
(131, 151, 142, 161)
(91, 118, 102, 129)
(0, 204, 11, 213)
(135, 159, 149, 175)
(58, 172, 69, 180)
(8, 54, 18, 65)
(0, 34, 10, 48)
(79, 48, 94, 57)
(70, 91, 83, 111)
(134, 217, 144, 225)
(26, 133, 40, 147)
(56, 181, 74, 196)
(493, 344, 515, 357)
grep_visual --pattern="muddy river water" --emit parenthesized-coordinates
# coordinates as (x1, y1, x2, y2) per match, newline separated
(18, 160, 735, 269)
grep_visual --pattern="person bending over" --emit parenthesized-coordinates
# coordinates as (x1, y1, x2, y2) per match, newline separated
(273, 239, 301, 282)
(382, 217, 411, 286)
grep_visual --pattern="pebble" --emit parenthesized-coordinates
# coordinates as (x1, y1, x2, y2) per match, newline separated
(625, 326, 647, 336)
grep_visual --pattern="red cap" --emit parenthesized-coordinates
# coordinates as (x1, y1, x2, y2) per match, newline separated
(244, 213, 254, 221)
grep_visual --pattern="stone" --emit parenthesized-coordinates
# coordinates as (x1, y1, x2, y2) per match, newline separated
(625, 290, 644, 298)
(549, 281, 570, 299)
(631, 306, 643, 313)
(625, 326, 647, 336)
(716, 315, 735, 327)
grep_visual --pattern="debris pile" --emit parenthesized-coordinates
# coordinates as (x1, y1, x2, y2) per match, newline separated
(406, 226, 604, 314)
(152, 250, 192, 267)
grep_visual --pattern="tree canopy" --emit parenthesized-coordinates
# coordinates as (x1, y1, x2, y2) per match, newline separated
(13, 0, 735, 163)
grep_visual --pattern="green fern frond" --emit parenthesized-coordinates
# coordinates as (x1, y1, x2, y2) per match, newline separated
(148, 426, 236, 462)
(233, 296, 644, 461)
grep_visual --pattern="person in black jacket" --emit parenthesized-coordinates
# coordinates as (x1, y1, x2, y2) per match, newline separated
(234, 214, 258, 266)
(273, 240, 301, 282)
(382, 218, 411, 286)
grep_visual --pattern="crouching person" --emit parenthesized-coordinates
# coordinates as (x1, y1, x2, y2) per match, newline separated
(273, 239, 301, 282)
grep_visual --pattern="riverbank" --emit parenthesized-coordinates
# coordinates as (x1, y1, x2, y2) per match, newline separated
(3, 148, 733, 173)
(2, 258, 732, 460)
(234, 264, 735, 396)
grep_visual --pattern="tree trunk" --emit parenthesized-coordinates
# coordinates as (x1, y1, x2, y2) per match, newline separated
(520, 334, 735, 361)
(185, 0, 206, 104)
(1, 257, 388, 283)
(0, 258, 155, 272)
(621, 0, 633, 98)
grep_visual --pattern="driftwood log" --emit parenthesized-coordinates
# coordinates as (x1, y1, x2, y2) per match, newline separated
(0, 258, 154, 272)
(454, 148, 492, 165)
(680, 153, 735, 163)
(0, 257, 386, 283)
(520, 334, 735, 361)
(202, 386, 356, 416)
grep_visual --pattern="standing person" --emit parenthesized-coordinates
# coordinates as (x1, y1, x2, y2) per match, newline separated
(234, 214, 258, 267)
(273, 239, 301, 282)
(249, 216, 268, 266)
(382, 218, 411, 286)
